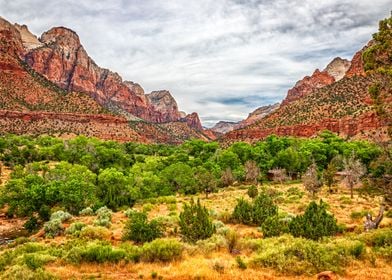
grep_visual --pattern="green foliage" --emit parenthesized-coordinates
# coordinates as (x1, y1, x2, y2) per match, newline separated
(231, 193, 277, 226)
(252, 194, 278, 225)
(65, 222, 86, 237)
(79, 207, 94, 216)
(79, 226, 110, 240)
(97, 168, 134, 210)
(247, 185, 258, 198)
(250, 235, 364, 275)
(235, 256, 247, 270)
(93, 206, 112, 228)
(231, 198, 253, 225)
(50, 211, 72, 222)
(141, 239, 183, 262)
(122, 211, 164, 243)
(261, 216, 289, 238)
(288, 200, 338, 240)
(23, 217, 39, 233)
(179, 199, 215, 243)
(66, 242, 126, 264)
(43, 219, 63, 238)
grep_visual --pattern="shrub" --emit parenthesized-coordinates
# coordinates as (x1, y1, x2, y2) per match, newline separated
(252, 194, 278, 226)
(250, 235, 360, 275)
(122, 211, 164, 243)
(1, 264, 56, 280)
(231, 194, 278, 226)
(225, 230, 239, 253)
(79, 226, 111, 240)
(231, 198, 253, 225)
(247, 185, 258, 198)
(141, 239, 183, 262)
(289, 200, 338, 240)
(179, 199, 215, 243)
(50, 211, 72, 222)
(79, 207, 94, 216)
(43, 219, 63, 238)
(65, 242, 126, 264)
(94, 207, 112, 228)
(261, 216, 289, 238)
(22, 253, 56, 270)
(24, 217, 39, 233)
(236, 256, 247, 270)
(65, 222, 86, 237)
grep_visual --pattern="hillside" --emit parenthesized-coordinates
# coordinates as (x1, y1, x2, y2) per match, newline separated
(0, 17, 209, 143)
(223, 21, 391, 143)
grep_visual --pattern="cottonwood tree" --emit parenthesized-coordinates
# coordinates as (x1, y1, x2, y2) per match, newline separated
(221, 167, 235, 187)
(343, 154, 366, 198)
(271, 168, 288, 185)
(323, 161, 337, 193)
(245, 160, 260, 184)
(303, 162, 323, 198)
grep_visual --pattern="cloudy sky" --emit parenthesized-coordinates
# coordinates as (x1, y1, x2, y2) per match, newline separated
(0, 1, 390, 126)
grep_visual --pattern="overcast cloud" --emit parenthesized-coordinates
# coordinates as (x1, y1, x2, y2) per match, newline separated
(0, 0, 390, 126)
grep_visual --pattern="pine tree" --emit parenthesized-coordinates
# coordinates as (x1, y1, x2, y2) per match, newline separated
(179, 199, 215, 243)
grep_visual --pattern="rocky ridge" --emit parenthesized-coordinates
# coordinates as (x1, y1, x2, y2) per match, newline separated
(0, 17, 206, 143)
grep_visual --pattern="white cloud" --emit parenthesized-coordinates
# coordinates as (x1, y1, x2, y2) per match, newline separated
(0, 0, 390, 126)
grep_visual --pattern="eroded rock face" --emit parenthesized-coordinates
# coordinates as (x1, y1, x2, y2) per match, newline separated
(210, 121, 238, 134)
(14, 23, 43, 50)
(237, 103, 280, 128)
(324, 57, 351, 81)
(282, 69, 335, 106)
(0, 17, 24, 56)
(345, 49, 366, 78)
(23, 26, 180, 123)
(182, 112, 203, 131)
(146, 90, 182, 122)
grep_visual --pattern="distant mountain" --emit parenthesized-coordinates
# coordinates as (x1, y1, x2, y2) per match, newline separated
(0, 17, 210, 143)
(223, 18, 391, 144)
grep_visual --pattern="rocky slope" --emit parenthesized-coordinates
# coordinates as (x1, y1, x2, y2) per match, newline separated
(210, 121, 238, 134)
(223, 38, 390, 143)
(0, 17, 207, 143)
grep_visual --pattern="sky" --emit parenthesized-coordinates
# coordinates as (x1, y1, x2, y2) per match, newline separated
(0, 1, 390, 127)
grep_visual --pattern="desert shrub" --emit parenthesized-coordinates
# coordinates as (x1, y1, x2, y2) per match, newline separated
(250, 235, 359, 275)
(79, 207, 94, 216)
(225, 230, 239, 253)
(247, 185, 258, 198)
(179, 199, 215, 243)
(122, 211, 164, 243)
(119, 243, 143, 262)
(195, 234, 227, 255)
(65, 242, 126, 264)
(22, 253, 56, 270)
(43, 219, 63, 238)
(358, 228, 392, 259)
(231, 198, 253, 225)
(94, 206, 112, 228)
(124, 208, 136, 218)
(1, 264, 56, 280)
(79, 226, 111, 240)
(50, 211, 72, 222)
(286, 187, 304, 198)
(261, 216, 289, 238)
(385, 210, 392, 218)
(236, 256, 247, 270)
(289, 200, 338, 240)
(24, 217, 39, 233)
(65, 222, 86, 237)
(141, 239, 183, 262)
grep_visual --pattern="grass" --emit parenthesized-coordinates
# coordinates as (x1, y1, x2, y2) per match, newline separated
(1, 182, 391, 279)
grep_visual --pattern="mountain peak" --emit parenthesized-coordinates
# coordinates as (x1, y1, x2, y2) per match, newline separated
(324, 57, 351, 81)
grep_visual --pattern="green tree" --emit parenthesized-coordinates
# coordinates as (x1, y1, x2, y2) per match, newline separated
(122, 211, 163, 243)
(179, 199, 215, 243)
(97, 168, 132, 210)
(289, 200, 338, 240)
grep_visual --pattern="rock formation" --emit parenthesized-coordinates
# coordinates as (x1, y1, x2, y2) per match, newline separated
(0, 17, 211, 143)
(210, 121, 238, 134)
(146, 90, 182, 122)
